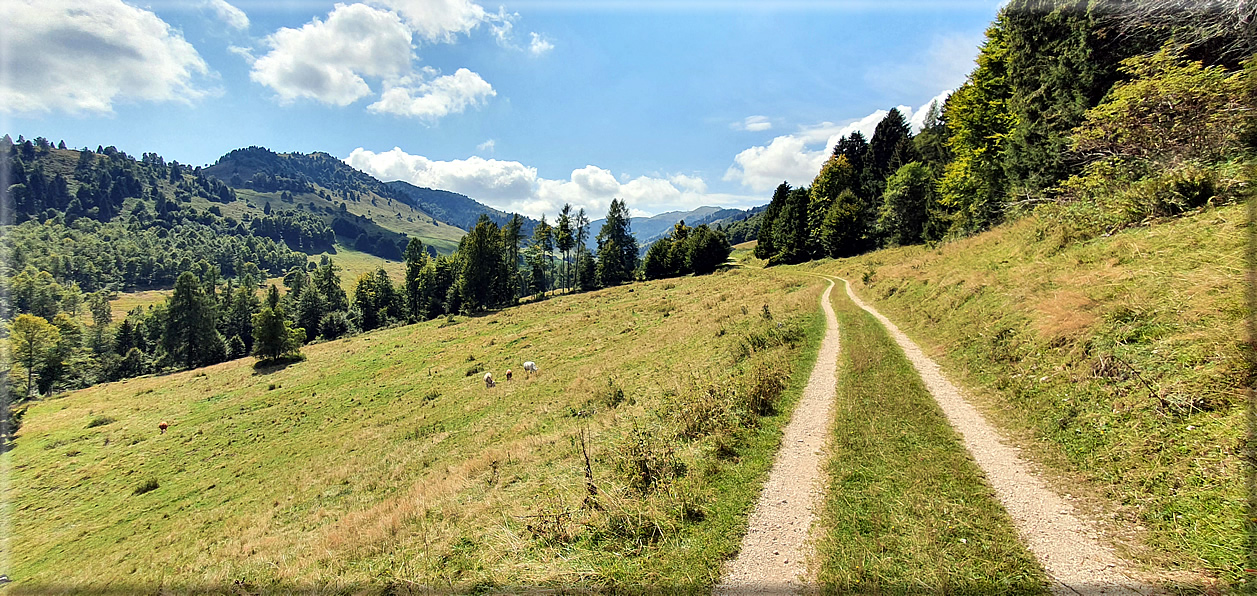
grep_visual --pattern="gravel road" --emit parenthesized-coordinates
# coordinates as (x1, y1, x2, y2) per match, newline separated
(839, 278, 1156, 596)
(715, 278, 840, 595)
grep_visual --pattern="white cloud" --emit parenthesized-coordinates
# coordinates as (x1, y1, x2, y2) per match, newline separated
(251, 3, 413, 106)
(372, 0, 487, 43)
(0, 0, 210, 114)
(477, 139, 496, 152)
(865, 32, 981, 99)
(724, 93, 951, 193)
(733, 115, 772, 132)
(250, 1, 498, 120)
(367, 67, 495, 119)
(346, 147, 761, 219)
(205, 0, 248, 30)
(528, 32, 554, 56)
(908, 89, 951, 132)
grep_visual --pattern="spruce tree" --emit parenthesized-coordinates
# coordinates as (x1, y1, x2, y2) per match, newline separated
(595, 199, 638, 286)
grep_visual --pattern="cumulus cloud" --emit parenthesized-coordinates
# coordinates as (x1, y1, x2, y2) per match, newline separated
(0, 0, 210, 114)
(477, 139, 496, 152)
(250, 1, 499, 120)
(733, 115, 772, 132)
(367, 67, 495, 119)
(724, 94, 951, 192)
(205, 0, 248, 30)
(528, 32, 555, 56)
(250, 3, 412, 106)
(346, 147, 760, 219)
(865, 32, 981, 99)
(374, 0, 487, 43)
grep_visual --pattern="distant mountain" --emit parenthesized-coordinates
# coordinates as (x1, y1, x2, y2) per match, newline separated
(585, 205, 765, 252)
(385, 181, 538, 237)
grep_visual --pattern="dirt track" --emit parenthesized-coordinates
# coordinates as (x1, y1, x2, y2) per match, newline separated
(716, 275, 1155, 596)
(838, 278, 1155, 596)
(715, 278, 840, 595)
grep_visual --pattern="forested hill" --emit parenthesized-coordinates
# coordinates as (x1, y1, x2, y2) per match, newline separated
(206, 146, 400, 201)
(0, 138, 312, 291)
(385, 180, 538, 236)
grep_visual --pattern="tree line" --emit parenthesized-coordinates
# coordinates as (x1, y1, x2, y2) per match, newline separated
(755, 0, 1255, 265)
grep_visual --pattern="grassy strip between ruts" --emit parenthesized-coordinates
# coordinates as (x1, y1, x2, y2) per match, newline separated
(814, 277, 1049, 595)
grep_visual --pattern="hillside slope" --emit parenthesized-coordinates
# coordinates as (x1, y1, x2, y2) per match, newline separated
(810, 203, 1249, 586)
(385, 180, 538, 236)
(5, 267, 826, 592)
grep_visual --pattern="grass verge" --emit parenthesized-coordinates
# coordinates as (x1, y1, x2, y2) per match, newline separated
(815, 278, 1048, 595)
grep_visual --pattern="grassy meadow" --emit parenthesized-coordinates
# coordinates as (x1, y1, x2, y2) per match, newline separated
(808, 202, 1250, 588)
(815, 278, 1047, 594)
(5, 266, 826, 593)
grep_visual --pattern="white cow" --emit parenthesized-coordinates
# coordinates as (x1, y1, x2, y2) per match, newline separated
(522, 361, 538, 378)
(484, 372, 496, 388)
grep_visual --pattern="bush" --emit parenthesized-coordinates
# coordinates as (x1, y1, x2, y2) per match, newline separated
(616, 426, 686, 494)
(132, 478, 159, 495)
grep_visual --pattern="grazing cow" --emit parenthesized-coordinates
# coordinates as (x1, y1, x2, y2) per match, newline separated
(505, 369, 513, 381)
(158, 421, 169, 434)
(484, 372, 496, 388)
(523, 361, 538, 377)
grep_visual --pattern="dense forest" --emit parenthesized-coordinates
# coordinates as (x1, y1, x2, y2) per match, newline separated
(755, 0, 1255, 265)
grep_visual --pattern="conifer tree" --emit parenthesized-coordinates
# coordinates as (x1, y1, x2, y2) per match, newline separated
(595, 199, 638, 286)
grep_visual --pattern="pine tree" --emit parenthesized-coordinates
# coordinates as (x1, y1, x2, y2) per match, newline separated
(164, 271, 222, 368)
(754, 182, 789, 261)
(556, 204, 575, 292)
(595, 199, 638, 286)
(457, 215, 508, 312)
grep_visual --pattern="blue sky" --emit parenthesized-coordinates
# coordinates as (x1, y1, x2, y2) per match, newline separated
(2, 0, 1001, 219)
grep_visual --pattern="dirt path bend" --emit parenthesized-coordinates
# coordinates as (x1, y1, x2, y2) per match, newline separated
(715, 278, 840, 595)
(839, 278, 1156, 596)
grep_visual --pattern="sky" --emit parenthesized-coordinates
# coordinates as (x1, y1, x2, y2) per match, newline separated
(1, 0, 1002, 219)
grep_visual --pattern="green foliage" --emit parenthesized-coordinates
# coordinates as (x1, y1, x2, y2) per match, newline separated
(1071, 45, 1255, 167)
(163, 272, 223, 369)
(939, 18, 1016, 236)
(458, 215, 511, 312)
(595, 199, 638, 286)
(252, 295, 302, 362)
(132, 479, 159, 496)
(641, 222, 732, 280)
(615, 425, 687, 494)
(877, 162, 935, 247)
(818, 189, 864, 259)
(753, 183, 788, 260)
(9, 314, 60, 398)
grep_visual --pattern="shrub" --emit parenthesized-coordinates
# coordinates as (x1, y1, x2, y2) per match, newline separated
(133, 479, 159, 495)
(616, 426, 686, 494)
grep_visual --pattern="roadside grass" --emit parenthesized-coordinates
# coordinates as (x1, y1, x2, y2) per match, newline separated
(810, 202, 1249, 587)
(815, 280, 1047, 594)
(4, 267, 825, 593)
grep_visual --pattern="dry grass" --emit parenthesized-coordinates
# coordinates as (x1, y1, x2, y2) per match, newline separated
(4, 266, 826, 592)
